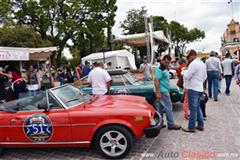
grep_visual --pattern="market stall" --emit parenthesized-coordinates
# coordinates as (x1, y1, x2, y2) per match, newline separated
(0, 46, 58, 70)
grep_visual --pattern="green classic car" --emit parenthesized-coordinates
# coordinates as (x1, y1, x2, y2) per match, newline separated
(79, 70, 183, 105)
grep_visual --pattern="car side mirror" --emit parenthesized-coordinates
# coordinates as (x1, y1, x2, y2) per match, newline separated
(38, 104, 49, 112)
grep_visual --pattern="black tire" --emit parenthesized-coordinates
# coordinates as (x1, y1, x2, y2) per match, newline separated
(95, 125, 133, 159)
(0, 148, 3, 156)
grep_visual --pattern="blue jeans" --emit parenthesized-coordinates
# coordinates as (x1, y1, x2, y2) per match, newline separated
(155, 92, 175, 127)
(188, 89, 204, 129)
(224, 75, 232, 94)
(58, 76, 65, 86)
(28, 90, 38, 97)
(207, 71, 219, 100)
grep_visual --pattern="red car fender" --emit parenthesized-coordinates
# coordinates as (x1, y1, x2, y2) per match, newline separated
(92, 119, 145, 140)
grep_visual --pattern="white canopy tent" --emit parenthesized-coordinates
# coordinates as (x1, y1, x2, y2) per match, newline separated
(112, 31, 169, 47)
(82, 49, 137, 70)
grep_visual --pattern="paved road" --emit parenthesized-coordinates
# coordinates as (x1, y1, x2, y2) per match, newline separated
(1, 80, 240, 160)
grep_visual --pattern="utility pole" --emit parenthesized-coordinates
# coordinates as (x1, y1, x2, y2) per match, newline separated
(144, 16, 151, 62)
(149, 16, 154, 65)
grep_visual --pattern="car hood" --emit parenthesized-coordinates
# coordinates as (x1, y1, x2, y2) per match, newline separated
(90, 95, 150, 108)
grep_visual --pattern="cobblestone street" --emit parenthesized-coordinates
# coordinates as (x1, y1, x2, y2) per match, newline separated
(1, 80, 240, 160)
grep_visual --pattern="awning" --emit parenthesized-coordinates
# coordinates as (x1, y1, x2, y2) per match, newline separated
(112, 31, 169, 47)
(0, 46, 57, 61)
(29, 47, 58, 61)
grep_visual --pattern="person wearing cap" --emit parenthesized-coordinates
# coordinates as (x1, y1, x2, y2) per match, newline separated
(140, 57, 153, 81)
(154, 55, 181, 130)
(182, 49, 207, 133)
(205, 51, 222, 101)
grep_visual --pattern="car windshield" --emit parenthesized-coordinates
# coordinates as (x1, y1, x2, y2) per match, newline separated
(123, 73, 141, 85)
(51, 85, 91, 108)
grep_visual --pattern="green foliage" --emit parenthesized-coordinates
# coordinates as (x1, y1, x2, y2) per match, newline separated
(120, 6, 147, 34)
(0, 26, 52, 47)
(152, 16, 168, 35)
(1, 0, 118, 65)
(0, 0, 12, 26)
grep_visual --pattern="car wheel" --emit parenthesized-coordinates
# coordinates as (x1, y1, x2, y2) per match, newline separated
(95, 125, 133, 159)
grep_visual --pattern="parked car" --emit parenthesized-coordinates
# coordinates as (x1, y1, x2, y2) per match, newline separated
(0, 85, 162, 159)
(79, 70, 183, 105)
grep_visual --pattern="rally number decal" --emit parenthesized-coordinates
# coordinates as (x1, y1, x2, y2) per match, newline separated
(23, 114, 53, 142)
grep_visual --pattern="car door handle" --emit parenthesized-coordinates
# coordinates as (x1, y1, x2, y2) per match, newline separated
(10, 118, 24, 123)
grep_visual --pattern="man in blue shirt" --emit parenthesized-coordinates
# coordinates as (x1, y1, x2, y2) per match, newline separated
(154, 55, 181, 130)
(82, 61, 91, 77)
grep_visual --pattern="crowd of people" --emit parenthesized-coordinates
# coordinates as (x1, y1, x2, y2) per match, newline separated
(153, 49, 240, 133)
(0, 61, 93, 102)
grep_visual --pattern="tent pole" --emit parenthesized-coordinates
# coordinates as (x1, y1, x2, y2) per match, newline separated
(144, 16, 150, 62)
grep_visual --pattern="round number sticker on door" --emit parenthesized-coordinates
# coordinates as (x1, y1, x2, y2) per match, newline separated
(23, 114, 53, 142)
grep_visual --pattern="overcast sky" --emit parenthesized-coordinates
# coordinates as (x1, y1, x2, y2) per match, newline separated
(113, 0, 240, 53)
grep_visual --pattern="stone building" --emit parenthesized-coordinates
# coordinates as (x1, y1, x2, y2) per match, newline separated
(220, 19, 240, 59)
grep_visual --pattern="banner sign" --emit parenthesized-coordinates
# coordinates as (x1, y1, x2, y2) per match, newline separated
(0, 47, 29, 61)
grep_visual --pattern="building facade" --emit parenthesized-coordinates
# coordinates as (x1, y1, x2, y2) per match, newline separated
(221, 19, 240, 59)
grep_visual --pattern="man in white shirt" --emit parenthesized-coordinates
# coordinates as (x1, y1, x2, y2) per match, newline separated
(205, 51, 222, 101)
(88, 62, 111, 95)
(182, 49, 207, 133)
(140, 57, 152, 81)
(221, 53, 234, 95)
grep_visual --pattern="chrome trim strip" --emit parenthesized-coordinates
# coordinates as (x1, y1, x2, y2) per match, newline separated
(0, 141, 91, 145)
(71, 123, 96, 126)
(0, 123, 96, 128)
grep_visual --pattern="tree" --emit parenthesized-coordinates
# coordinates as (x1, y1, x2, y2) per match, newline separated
(168, 21, 205, 56)
(152, 16, 168, 35)
(2, 0, 117, 65)
(0, 0, 11, 26)
(120, 6, 147, 34)
(0, 26, 52, 47)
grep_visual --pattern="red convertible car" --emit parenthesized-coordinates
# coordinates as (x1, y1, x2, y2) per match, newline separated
(0, 85, 162, 159)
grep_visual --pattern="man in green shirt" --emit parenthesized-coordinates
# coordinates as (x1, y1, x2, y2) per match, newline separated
(154, 55, 181, 130)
